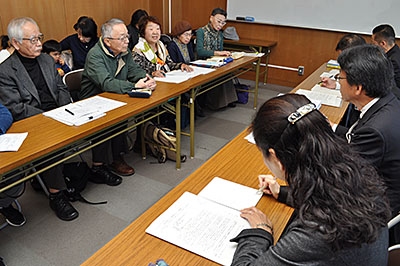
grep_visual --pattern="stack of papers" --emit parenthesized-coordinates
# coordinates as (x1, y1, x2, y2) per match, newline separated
(146, 177, 263, 265)
(43, 96, 127, 126)
(154, 66, 215, 83)
(231, 52, 245, 59)
(191, 60, 225, 68)
(327, 59, 340, 69)
(243, 52, 265, 57)
(0, 132, 28, 152)
(296, 88, 341, 107)
(320, 69, 340, 79)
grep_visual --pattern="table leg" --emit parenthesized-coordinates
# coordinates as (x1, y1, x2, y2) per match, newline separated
(254, 56, 261, 110)
(263, 47, 271, 84)
(190, 88, 195, 159)
(175, 95, 181, 170)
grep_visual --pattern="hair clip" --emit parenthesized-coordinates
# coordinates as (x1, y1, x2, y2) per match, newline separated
(287, 103, 317, 124)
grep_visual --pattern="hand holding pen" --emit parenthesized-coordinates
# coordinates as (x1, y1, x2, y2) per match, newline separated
(257, 174, 280, 199)
(319, 75, 337, 89)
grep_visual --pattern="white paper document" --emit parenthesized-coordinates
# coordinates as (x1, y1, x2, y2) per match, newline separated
(198, 177, 262, 211)
(319, 69, 340, 79)
(296, 89, 341, 107)
(146, 192, 250, 266)
(43, 96, 126, 126)
(154, 66, 216, 83)
(243, 52, 265, 57)
(311, 85, 342, 98)
(146, 178, 263, 265)
(244, 132, 255, 144)
(0, 132, 28, 152)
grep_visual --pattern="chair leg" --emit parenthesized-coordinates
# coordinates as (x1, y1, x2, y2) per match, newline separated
(30, 166, 50, 197)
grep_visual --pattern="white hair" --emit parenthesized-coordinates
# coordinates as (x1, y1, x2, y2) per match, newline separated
(101, 18, 125, 38)
(8, 17, 38, 44)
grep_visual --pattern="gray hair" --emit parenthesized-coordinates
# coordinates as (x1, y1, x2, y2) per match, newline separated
(101, 18, 125, 38)
(8, 17, 39, 44)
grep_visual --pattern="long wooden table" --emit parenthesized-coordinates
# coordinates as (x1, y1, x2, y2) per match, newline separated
(0, 56, 259, 191)
(224, 38, 277, 108)
(82, 63, 348, 265)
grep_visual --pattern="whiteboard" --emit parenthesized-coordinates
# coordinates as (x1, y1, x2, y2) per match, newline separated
(227, 0, 400, 36)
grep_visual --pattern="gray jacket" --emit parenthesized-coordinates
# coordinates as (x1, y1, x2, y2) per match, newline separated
(0, 52, 71, 121)
(230, 187, 389, 266)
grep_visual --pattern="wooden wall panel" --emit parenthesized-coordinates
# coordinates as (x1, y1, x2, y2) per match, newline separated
(0, 0, 151, 41)
(1, 0, 68, 41)
(179, 0, 226, 29)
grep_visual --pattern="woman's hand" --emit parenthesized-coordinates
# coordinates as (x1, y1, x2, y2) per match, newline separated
(181, 64, 193, 72)
(214, 50, 231, 56)
(258, 174, 280, 199)
(240, 207, 273, 234)
(152, 70, 166, 78)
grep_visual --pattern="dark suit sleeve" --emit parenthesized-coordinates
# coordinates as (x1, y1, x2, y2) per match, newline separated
(0, 71, 43, 121)
(351, 126, 385, 167)
(390, 57, 400, 89)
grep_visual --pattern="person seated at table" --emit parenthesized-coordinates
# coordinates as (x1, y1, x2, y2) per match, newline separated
(332, 44, 400, 245)
(0, 17, 78, 221)
(42, 40, 71, 77)
(81, 18, 156, 180)
(320, 34, 366, 128)
(320, 34, 366, 89)
(132, 16, 192, 77)
(0, 103, 25, 227)
(230, 94, 391, 265)
(167, 21, 195, 64)
(60, 16, 99, 70)
(196, 8, 238, 109)
(127, 9, 148, 51)
(372, 24, 400, 99)
(0, 35, 14, 63)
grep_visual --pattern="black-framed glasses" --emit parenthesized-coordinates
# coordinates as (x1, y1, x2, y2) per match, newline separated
(22, 34, 44, 44)
(107, 34, 130, 42)
(334, 73, 346, 81)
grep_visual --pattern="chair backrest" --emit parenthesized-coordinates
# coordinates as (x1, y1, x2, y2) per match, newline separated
(63, 69, 84, 102)
(160, 34, 172, 46)
(388, 212, 400, 229)
(388, 244, 400, 266)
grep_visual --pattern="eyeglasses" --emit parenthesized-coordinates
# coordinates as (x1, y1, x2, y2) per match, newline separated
(107, 34, 130, 42)
(22, 34, 44, 44)
(216, 19, 226, 26)
(182, 32, 193, 37)
(334, 73, 347, 81)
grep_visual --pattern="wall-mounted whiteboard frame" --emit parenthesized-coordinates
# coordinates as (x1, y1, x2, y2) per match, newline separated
(227, 0, 400, 37)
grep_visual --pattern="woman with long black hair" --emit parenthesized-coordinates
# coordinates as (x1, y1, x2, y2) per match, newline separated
(231, 94, 391, 265)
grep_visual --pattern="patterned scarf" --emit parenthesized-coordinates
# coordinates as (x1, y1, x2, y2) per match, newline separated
(173, 38, 191, 63)
(135, 37, 170, 71)
(201, 22, 222, 51)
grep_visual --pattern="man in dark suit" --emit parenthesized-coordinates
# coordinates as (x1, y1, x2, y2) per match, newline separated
(0, 17, 78, 221)
(333, 44, 400, 244)
(372, 24, 400, 99)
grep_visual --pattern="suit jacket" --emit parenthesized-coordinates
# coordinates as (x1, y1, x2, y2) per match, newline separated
(0, 52, 71, 121)
(336, 92, 400, 214)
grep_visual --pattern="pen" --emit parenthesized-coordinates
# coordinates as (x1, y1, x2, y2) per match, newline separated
(65, 108, 74, 115)
(318, 75, 334, 85)
(256, 175, 277, 194)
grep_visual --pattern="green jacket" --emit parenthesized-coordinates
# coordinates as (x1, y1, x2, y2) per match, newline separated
(80, 37, 146, 99)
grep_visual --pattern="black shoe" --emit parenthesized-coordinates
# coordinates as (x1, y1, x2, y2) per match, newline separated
(0, 257, 5, 266)
(49, 191, 79, 221)
(228, 102, 236, 108)
(0, 204, 26, 226)
(90, 165, 122, 186)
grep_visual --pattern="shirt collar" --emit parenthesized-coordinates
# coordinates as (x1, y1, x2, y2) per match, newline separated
(360, 98, 379, 119)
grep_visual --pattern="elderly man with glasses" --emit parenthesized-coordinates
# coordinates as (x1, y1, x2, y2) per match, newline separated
(0, 17, 79, 222)
(80, 18, 156, 183)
